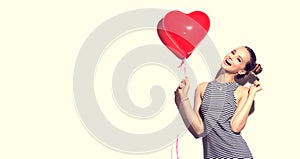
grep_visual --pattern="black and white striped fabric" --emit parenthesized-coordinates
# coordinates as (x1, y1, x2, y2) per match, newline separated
(200, 80, 253, 158)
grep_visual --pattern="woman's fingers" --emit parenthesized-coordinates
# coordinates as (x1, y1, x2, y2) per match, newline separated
(178, 80, 186, 89)
(175, 76, 190, 99)
(253, 80, 261, 87)
(250, 80, 263, 92)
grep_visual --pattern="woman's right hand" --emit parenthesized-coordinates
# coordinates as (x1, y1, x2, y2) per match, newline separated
(174, 76, 190, 107)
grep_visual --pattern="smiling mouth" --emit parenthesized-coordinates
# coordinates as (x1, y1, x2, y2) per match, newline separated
(225, 58, 232, 66)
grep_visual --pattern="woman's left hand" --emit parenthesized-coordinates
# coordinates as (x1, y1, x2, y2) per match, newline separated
(249, 80, 262, 94)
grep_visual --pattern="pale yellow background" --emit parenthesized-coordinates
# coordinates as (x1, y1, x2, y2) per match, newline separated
(1, 0, 299, 158)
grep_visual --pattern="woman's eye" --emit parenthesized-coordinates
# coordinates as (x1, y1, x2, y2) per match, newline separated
(231, 51, 235, 55)
(237, 58, 242, 62)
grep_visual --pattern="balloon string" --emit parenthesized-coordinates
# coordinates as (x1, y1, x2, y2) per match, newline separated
(176, 135, 179, 159)
(177, 59, 184, 68)
(175, 59, 186, 159)
(184, 59, 186, 76)
(177, 59, 187, 76)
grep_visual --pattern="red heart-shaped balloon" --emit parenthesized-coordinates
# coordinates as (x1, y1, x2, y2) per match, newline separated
(157, 10, 210, 60)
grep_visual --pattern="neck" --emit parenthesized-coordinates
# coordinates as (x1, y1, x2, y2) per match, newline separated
(215, 68, 236, 83)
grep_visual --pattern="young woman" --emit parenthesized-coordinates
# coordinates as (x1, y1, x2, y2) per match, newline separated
(174, 46, 263, 158)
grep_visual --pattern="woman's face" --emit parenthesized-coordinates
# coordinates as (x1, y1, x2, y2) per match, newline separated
(221, 46, 251, 75)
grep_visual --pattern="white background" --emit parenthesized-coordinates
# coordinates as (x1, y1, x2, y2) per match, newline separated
(1, 0, 299, 158)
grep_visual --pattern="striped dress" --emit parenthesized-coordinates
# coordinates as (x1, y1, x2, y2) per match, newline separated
(200, 80, 253, 158)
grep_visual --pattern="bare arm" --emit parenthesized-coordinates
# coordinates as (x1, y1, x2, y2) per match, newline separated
(230, 80, 262, 133)
(175, 77, 206, 138)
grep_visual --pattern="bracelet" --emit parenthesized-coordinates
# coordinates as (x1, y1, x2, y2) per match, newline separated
(181, 97, 189, 103)
(177, 97, 189, 109)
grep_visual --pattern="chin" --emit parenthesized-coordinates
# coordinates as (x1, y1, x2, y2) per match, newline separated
(221, 64, 235, 74)
(221, 63, 229, 70)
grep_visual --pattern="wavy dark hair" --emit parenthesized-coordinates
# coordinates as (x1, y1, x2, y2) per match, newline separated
(244, 46, 257, 73)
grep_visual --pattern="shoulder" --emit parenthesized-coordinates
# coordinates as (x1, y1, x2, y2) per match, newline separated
(236, 85, 249, 94)
(196, 82, 208, 97)
(235, 85, 249, 100)
(196, 82, 208, 91)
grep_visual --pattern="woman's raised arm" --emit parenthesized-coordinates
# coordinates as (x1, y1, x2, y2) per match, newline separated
(175, 76, 207, 138)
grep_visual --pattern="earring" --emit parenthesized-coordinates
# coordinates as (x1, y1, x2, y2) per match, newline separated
(238, 71, 245, 75)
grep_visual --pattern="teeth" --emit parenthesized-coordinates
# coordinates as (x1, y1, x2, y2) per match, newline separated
(225, 58, 231, 66)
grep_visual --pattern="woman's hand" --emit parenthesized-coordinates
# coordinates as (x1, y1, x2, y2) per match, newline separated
(174, 76, 190, 107)
(249, 80, 262, 95)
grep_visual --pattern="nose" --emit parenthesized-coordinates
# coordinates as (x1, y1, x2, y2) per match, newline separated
(229, 54, 238, 60)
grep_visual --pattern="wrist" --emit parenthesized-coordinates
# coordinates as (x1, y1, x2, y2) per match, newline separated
(248, 91, 256, 98)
